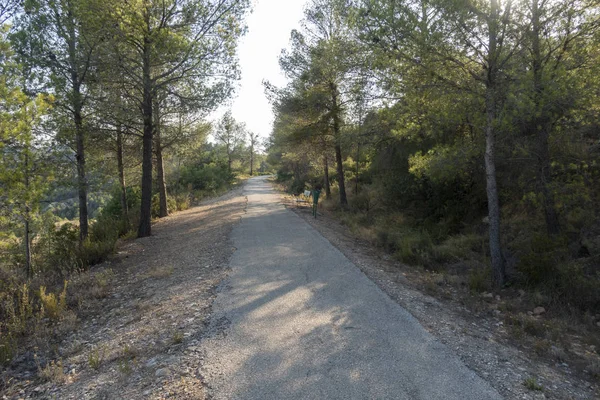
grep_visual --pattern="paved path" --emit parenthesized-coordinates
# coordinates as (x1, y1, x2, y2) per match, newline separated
(201, 177, 502, 400)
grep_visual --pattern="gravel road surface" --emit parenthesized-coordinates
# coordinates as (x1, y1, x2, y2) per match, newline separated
(201, 177, 502, 400)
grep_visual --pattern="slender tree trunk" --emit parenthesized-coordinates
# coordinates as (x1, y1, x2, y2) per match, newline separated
(228, 149, 232, 174)
(24, 216, 31, 278)
(74, 99, 88, 242)
(24, 151, 31, 278)
(138, 38, 153, 238)
(323, 154, 331, 198)
(531, 0, 560, 235)
(294, 162, 300, 181)
(66, 3, 88, 243)
(334, 144, 347, 206)
(355, 142, 360, 195)
(485, 0, 505, 288)
(155, 124, 168, 218)
(485, 94, 505, 287)
(250, 144, 254, 176)
(331, 82, 347, 206)
(116, 123, 128, 223)
(538, 129, 560, 235)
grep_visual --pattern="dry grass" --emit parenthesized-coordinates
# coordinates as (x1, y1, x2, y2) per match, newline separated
(88, 346, 105, 370)
(145, 265, 175, 279)
(37, 358, 66, 383)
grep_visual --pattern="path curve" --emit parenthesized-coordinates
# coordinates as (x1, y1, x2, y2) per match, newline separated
(201, 177, 502, 400)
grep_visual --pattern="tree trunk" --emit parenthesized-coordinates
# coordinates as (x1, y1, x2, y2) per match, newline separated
(331, 82, 347, 206)
(334, 144, 347, 206)
(250, 144, 254, 176)
(485, 0, 505, 288)
(228, 150, 232, 174)
(66, 3, 88, 243)
(155, 125, 169, 218)
(355, 142, 360, 195)
(138, 38, 153, 238)
(74, 99, 88, 243)
(538, 129, 560, 235)
(24, 150, 32, 278)
(531, 0, 560, 236)
(24, 216, 31, 278)
(485, 94, 505, 287)
(116, 123, 128, 224)
(323, 154, 331, 198)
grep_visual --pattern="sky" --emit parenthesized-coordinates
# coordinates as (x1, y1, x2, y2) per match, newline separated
(211, 0, 308, 140)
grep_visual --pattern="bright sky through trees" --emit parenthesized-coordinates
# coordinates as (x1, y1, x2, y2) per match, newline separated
(218, 0, 307, 139)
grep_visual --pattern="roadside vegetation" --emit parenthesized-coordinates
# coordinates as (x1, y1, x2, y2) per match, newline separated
(0, 0, 269, 378)
(267, 0, 600, 385)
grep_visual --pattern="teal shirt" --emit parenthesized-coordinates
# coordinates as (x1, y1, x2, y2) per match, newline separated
(312, 189, 321, 204)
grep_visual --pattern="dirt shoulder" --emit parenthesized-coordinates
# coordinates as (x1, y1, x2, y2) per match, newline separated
(1, 188, 247, 400)
(283, 195, 599, 400)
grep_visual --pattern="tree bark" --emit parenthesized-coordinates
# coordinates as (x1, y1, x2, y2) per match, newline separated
(485, 0, 505, 288)
(116, 123, 128, 224)
(228, 148, 232, 174)
(155, 118, 168, 218)
(74, 89, 88, 242)
(24, 216, 31, 278)
(537, 129, 560, 235)
(250, 143, 254, 176)
(330, 82, 347, 206)
(531, 0, 560, 235)
(323, 154, 331, 198)
(334, 143, 347, 206)
(355, 142, 360, 195)
(66, 7, 88, 242)
(24, 151, 31, 278)
(485, 92, 505, 287)
(138, 37, 153, 238)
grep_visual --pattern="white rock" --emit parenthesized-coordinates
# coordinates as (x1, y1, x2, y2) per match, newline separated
(533, 306, 546, 315)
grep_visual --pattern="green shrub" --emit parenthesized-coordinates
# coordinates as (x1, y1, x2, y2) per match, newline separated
(433, 234, 484, 264)
(517, 233, 567, 285)
(174, 193, 191, 211)
(101, 186, 141, 217)
(88, 346, 105, 370)
(90, 217, 120, 243)
(276, 169, 293, 183)
(289, 178, 305, 195)
(504, 313, 548, 338)
(382, 229, 433, 266)
(0, 334, 16, 365)
(37, 223, 81, 275)
(1, 282, 35, 341)
(151, 193, 177, 218)
(468, 266, 491, 293)
(349, 189, 374, 213)
(79, 238, 115, 266)
(179, 163, 234, 191)
(523, 377, 543, 391)
(549, 262, 600, 312)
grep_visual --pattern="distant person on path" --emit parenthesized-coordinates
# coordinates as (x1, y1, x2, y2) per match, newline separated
(312, 184, 322, 219)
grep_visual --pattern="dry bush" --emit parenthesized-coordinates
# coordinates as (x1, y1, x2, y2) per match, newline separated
(145, 265, 174, 279)
(37, 357, 66, 383)
(38, 281, 68, 321)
